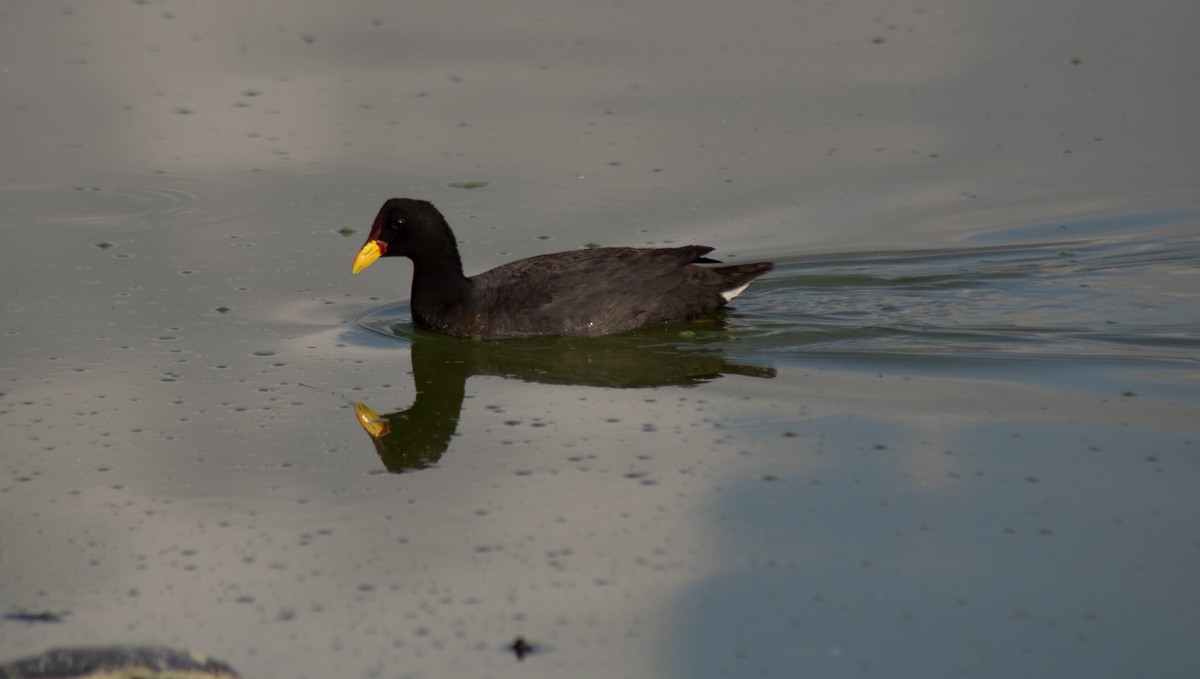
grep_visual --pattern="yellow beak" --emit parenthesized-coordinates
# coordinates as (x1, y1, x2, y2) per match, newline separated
(352, 239, 384, 274)
(353, 402, 390, 438)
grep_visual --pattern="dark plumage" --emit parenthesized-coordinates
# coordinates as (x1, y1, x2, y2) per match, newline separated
(351, 198, 773, 339)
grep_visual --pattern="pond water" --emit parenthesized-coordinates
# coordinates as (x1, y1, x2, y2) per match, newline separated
(2, 2, 1199, 678)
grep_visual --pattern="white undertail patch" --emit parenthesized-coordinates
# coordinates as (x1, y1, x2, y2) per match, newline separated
(720, 281, 753, 302)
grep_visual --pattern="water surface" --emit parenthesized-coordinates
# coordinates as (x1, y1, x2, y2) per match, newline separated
(2, 2, 1199, 678)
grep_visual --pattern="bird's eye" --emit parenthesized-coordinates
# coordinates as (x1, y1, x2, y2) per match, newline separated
(395, 218, 405, 227)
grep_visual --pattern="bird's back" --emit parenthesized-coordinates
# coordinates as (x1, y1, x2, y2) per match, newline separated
(422, 246, 771, 339)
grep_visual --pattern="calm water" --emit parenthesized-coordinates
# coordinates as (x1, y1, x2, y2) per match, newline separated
(3, 1, 1200, 678)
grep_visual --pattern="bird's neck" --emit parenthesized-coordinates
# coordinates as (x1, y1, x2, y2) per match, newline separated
(410, 248, 471, 316)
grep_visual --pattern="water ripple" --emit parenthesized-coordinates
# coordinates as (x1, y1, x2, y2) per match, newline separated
(0, 175, 256, 231)
(739, 206, 1200, 363)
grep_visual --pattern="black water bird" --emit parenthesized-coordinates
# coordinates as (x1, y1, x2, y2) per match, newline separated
(352, 198, 773, 339)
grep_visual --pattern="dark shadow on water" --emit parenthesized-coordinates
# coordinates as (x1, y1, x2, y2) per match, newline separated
(350, 319, 776, 473)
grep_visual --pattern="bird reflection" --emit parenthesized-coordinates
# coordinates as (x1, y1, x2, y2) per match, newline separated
(353, 318, 774, 473)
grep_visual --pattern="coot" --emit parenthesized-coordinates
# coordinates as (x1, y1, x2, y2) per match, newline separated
(351, 198, 773, 339)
